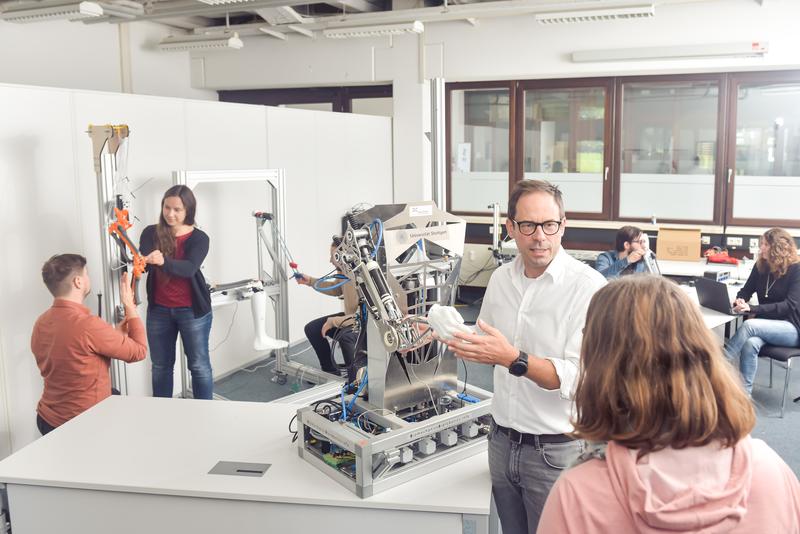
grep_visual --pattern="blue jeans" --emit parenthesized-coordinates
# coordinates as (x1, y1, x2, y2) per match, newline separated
(726, 318, 800, 394)
(488, 421, 584, 534)
(147, 305, 213, 399)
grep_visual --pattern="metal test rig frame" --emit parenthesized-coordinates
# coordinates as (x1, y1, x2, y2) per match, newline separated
(296, 201, 493, 498)
(87, 124, 136, 394)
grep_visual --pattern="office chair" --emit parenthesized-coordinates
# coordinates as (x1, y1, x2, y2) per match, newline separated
(758, 344, 800, 418)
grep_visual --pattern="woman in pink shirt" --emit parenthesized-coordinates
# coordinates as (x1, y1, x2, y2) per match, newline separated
(538, 275, 800, 534)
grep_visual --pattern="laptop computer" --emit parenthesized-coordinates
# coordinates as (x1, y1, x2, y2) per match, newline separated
(695, 276, 743, 316)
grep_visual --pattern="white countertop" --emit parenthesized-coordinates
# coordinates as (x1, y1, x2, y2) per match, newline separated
(0, 396, 491, 515)
(658, 259, 754, 281)
(681, 283, 743, 330)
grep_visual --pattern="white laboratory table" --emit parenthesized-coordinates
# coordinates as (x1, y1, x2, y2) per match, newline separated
(658, 259, 754, 281)
(0, 396, 492, 534)
(681, 283, 743, 334)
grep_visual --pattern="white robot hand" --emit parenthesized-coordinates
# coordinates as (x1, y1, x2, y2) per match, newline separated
(427, 304, 472, 340)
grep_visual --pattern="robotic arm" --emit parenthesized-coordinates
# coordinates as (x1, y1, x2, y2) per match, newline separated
(333, 220, 427, 353)
(108, 206, 145, 305)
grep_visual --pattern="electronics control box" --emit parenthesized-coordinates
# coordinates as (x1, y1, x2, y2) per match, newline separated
(704, 270, 730, 282)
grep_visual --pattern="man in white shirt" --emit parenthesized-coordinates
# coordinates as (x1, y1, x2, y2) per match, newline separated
(445, 180, 606, 534)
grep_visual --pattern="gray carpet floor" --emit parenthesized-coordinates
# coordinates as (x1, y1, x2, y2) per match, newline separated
(216, 301, 800, 475)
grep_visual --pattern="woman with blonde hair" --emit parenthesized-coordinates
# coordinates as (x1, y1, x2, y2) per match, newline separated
(727, 227, 800, 394)
(538, 276, 800, 534)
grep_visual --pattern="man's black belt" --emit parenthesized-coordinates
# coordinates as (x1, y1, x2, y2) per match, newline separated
(494, 423, 574, 445)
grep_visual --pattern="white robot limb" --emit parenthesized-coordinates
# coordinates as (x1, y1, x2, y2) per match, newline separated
(210, 280, 288, 351)
(251, 289, 289, 351)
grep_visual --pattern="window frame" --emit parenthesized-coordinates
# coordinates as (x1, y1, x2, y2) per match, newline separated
(445, 80, 517, 217)
(724, 70, 800, 227)
(611, 73, 729, 226)
(515, 77, 615, 220)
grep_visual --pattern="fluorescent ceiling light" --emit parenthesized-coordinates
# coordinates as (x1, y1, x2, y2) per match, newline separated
(97, 0, 142, 19)
(572, 41, 769, 63)
(0, 0, 103, 22)
(323, 21, 424, 39)
(258, 27, 287, 40)
(535, 4, 654, 25)
(159, 31, 244, 51)
(195, 0, 252, 5)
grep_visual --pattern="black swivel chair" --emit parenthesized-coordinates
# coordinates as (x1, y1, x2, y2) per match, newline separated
(758, 344, 800, 418)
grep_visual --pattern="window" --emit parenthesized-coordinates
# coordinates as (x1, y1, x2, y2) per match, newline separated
(518, 80, 612, 217)
(447, 83, 512, 213)
(727, 72, 800, 225)
(616, 76, 724, 223)
(218, 85, 392, 114)
(351, 97, 393, 117)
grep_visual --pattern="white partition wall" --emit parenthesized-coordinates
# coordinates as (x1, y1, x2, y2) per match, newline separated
(0, 83, 393, 458)
(0, 85, 85, 460)
(266, 107, 394, 343)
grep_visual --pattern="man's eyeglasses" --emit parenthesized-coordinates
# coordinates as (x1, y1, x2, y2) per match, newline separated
(511, 219, 562, 236)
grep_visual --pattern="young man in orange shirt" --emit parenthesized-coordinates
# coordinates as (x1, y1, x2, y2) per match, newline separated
(31, 254, 148, 435)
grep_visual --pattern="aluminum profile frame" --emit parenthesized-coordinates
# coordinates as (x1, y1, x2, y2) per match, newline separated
(297, 382, 492, 498)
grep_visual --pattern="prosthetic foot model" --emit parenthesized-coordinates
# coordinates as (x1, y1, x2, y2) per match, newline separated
(251, 289, 289, 351)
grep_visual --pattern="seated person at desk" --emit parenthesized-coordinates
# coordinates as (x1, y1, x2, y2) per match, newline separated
(296, 239, 364, 381)
(31, 254, 147, 435)
(538, 276, 800, 533)
(594, 225, 648, 279)
(726, 227, 800, 395)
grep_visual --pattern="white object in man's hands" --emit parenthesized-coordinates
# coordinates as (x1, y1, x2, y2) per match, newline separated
(427, 304, 472, 340)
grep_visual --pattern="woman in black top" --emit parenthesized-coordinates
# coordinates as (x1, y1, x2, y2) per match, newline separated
(726, 227, 800, 395)
(140, 185, 213, 399)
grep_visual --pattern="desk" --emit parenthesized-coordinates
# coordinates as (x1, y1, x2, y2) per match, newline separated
(658, 259, 754, 282)
(0, 397, 492, 534)
(681, 284, 742, 335)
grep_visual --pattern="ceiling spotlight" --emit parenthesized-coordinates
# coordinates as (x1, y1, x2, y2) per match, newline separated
(0, 0, 103, 23)
(323, 21, 424, 39)
(159, 31, 244, 51)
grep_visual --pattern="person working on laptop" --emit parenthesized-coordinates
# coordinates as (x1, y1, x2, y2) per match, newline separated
(594, 226, 648, 279)
(726, 228, 800, 395)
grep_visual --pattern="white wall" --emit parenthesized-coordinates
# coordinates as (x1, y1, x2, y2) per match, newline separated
(266, 107, 394, 342)
(0, 19, 217, 100)
(0, 83, 393, 459)
(192, 0, 800, 202)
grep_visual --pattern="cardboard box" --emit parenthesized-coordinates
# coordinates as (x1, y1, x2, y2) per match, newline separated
(656, 227, 702, 261)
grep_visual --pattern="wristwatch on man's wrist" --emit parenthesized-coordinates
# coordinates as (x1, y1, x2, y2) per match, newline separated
(508, 351, 529, 377)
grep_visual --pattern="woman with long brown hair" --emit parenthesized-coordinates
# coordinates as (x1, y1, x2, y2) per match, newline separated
(538, 276, 800, 533)
(139, 185, 213, 399)
(726, 227, 800, 394)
